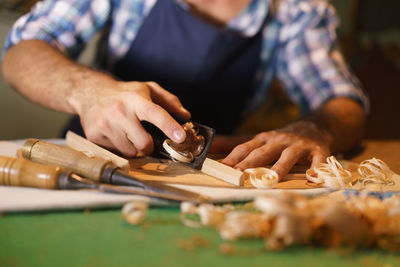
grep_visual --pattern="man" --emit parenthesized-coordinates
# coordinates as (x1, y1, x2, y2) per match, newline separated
(2, 0, 368, 179)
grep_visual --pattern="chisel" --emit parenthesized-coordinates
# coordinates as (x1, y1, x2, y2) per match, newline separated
(0, 156, 203, 203)
(21, 139, 209, 203)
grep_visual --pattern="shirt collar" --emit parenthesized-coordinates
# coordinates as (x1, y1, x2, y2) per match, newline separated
(227, 0, 268, 36)
(175, 0, 268, 36)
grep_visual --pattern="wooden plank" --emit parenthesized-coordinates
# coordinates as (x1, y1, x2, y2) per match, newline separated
(128, 157, 313, 190)
(65, 131, 129, 171)
(165, 184, 333, 203)
(129, 157, 236, 187)
(201, 158, 244, 186)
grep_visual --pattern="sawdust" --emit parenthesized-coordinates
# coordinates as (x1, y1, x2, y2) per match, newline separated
(219, 242, 234, 255)
(176, 234, 211, 251)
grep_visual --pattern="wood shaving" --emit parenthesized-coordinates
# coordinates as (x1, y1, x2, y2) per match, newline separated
(122, 201, 148, 225)
(218, 211, 271, 241)
(180, 201, 198, 214)
(163, 139, 193, 163)
(177, 234, 211, 251)
(254, 195, 297, 215)
(244, 168, 279, 189)
(219, 243, 234, 255)
(345, 193, 400, 236)
(168, 122, 205, 157)
(179, 202, 233, 228)
(180, 193, 400, 251)
(306, 156, 353, 188)
(358, 158, 395, 187)
(162, 122, 206, 163)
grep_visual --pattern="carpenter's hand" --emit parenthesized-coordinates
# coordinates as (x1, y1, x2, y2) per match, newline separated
(221, 120, 332, 179)
(75, 80, 191, 157)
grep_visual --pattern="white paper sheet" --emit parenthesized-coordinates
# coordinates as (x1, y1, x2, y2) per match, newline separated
(0, 186, 151, 212)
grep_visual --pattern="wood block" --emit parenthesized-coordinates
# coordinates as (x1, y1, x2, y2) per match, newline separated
(201, 158, 243, 186)
(65, 131, 129, 171)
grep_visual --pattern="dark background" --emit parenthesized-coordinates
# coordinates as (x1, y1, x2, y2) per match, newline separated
(0, 0, 399, 139)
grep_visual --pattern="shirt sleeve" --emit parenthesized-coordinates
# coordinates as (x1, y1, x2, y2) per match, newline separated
(274, 0, 369, 114)
(3, 0, 112, 59)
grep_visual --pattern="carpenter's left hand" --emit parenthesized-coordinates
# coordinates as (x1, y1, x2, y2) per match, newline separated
(221, 120, 332, 180)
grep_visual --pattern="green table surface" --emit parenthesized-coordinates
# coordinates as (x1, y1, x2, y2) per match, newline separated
(2, 140, 400, 266)
(1, 207, 399, 267)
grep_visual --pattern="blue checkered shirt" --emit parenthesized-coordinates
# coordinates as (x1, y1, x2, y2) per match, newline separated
(3, 0, 369, 114)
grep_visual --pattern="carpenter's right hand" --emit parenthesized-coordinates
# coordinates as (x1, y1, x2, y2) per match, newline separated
(73, 80, 191, 157)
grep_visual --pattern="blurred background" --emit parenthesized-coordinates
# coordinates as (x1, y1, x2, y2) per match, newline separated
(0, 0, 399, 140)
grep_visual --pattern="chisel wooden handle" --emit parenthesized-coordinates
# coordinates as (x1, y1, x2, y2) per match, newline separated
(0, 156, 61, 189)
(22, 139, 113, 181)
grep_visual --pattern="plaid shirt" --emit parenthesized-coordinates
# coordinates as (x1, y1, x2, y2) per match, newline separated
(4, 0, 368, 114)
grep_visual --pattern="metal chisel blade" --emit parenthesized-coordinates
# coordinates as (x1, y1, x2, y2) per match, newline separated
(111, 169, 210, 203)
(70, 174, 207, 203)
(99, 183, 204, 203)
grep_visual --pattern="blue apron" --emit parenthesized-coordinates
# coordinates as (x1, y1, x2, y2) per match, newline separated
(64, 0, 262, 136)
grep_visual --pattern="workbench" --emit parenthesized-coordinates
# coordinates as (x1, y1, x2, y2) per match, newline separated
(1, 140, 400, 267)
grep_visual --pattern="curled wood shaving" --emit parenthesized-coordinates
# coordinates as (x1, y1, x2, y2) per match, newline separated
(385, 196, 400, 217)
(345, 193, 400, 236)
(180, 192, 400, 251)
(180, 201, 198, 214)
(244, 168, 279, 189)
(121, 201, 148, 225)
(358, 158, 395, 187)
(168, 122, 205, 157)
(163, 139, 193, 163)
(314, 200, 373, 245)
(162, 122, 206, 163)
(219, 211, 271, 241)
(179, 202, 233, 228)
(306, 156, 353, 188)
(266, 211, 311, 250)
(254, 195, 293, 215)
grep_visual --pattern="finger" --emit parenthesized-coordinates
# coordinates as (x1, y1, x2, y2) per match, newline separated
(271, 146, 304, 180)
(137, 101, 186, 143)
(86, 132, 116, 152)
(233, 142, 285, 170)
(310, 150, 330, 170)
(83, 116, 123, 152)
(222, 138, 268, 167)
(122, 116, 154, 155)
(100, 103, 140, 156)
(146, 82, 191, 120)
(103, 120, 138, 157)
(86, 116, 138, 157)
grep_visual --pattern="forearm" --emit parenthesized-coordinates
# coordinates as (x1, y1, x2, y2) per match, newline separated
(1, 40, 115, 114)
(303, 97, 366, 154)
(2, 40, 189, 156)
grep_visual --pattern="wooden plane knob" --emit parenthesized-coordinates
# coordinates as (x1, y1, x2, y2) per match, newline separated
(0, 156, 61, 189)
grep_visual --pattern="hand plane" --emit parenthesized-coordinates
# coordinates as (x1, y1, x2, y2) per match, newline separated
(142, 120, 215, 170)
